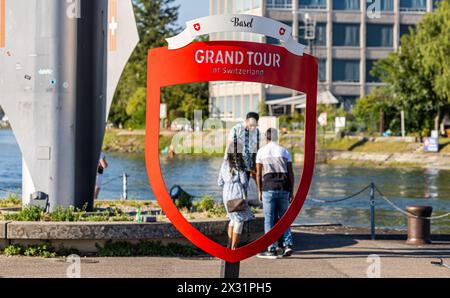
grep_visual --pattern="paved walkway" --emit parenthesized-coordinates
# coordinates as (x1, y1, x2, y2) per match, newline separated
(1, 228, 449, 278)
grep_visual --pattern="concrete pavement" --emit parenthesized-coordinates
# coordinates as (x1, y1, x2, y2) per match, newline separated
(1, 227, 449, 278)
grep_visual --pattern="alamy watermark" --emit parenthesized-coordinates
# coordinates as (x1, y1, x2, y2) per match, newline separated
(66, 0, 81, 19)
(367, 0, 382, 19)
(366, 254, 381, 278)
(66, 254, 81, 278)
(167, 110, 279, 155)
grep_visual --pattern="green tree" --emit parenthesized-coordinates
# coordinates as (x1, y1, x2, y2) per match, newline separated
(354, 88, 399, 134)
(162, 83, 209, 121)
(110, 0, 179, 127)
(125, 87, 147, 128)
(372, 0, 450, 134)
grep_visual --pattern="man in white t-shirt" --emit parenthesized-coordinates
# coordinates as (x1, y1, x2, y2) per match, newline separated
(256, 128, 294, 259)
(94, 152, 108, 200)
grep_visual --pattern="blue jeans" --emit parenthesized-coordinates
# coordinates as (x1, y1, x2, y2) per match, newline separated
(262, 191, 294, 252)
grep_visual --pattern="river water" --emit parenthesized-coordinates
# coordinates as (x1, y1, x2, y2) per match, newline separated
(1, 129, 449, 232)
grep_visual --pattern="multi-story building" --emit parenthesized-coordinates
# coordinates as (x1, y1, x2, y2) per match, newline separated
(209, 0, 442, 121)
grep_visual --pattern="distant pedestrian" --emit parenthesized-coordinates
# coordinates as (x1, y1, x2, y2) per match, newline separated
(218, 142, 254, 250)
(256, 128, 295, 258)
(94, 152, 108, 200)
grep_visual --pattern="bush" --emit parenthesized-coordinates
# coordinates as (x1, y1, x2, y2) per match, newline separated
(2, 243, 70, 258)
(192, 195, 226, 218)
(96, 241, 200, 257)
(49, 206, 85, 222)
(193, 195, 216, 212)
(4, 205, 44, 221)
(0, 194, 21, 208)
(3, 245, 23, 256)
(23, 244, 57, 258)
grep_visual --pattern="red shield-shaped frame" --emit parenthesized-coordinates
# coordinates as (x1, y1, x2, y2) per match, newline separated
(146, 41, 317, 263)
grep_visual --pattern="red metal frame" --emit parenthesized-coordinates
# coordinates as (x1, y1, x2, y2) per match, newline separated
(146, 41, 318, 263)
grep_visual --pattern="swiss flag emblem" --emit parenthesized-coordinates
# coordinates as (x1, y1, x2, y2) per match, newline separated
(108, 0, 119, 52)
(279, 27, 286, 36)
(193, 23, 201, 31)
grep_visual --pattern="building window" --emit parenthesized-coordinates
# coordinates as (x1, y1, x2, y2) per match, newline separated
(366, 24, 393, 47)
(333, 59, 360, 82)
(252, 94, 260, 113)
(218, 97, 226, 115)
(333, 23, 360, 46)
(243, 95, 251, 117)
(315, 23, 327, 46)
(267, 0, 293, 9)
(299, 0, 327, 9)
(235, 96, 242, 119)
(333, 0, 360, 11)
(366, 60, 381, 83)
(400, 24, 416, 37)
(299, 22, 326, 46)
(366, 0, 394, 11)
(266, 36, 280, 45)
(400, 0, 427, 12)
(319, 59, 327, 82)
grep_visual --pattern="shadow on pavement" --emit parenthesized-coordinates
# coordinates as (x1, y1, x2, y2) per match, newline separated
(290, 232, 450, 260)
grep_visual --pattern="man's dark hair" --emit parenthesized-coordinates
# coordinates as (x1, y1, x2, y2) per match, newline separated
(266, 128, 278, 142)
(246, 112, 260, 122)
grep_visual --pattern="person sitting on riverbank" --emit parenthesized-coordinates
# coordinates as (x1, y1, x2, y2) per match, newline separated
(218, 142, 254, 250)
(256, 128, 295, 258)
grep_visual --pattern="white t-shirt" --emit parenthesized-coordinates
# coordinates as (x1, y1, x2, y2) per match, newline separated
(256, 142, 293, 191)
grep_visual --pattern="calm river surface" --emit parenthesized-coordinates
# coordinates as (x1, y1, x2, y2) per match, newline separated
(1, 129, 449, 232)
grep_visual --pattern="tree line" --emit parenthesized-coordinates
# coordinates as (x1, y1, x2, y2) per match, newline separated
(354, 0, 450, 137)
(110, 0, 209, 129)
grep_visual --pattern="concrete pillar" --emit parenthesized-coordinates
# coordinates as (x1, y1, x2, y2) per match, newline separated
(22, 158, 35, 206)
(393, 0, 400, 50)
(326, 0, 333, 91)
(292, 0, 299, 40)
(360, 0, 366, 98)
(427, 0, 433, 12)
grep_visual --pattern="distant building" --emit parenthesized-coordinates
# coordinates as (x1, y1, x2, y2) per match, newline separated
(209, 0, 441, 120)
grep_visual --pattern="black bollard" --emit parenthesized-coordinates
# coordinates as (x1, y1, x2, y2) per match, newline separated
(406, 206, 433, 245)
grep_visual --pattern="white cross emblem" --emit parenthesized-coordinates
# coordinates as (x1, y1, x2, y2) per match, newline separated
(109, 16, 118, 36)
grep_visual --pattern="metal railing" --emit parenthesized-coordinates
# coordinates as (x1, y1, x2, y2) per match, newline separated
(309, 182, 450, 240)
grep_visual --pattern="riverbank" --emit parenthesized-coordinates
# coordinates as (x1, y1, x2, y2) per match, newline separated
(103, 129, 450, 169)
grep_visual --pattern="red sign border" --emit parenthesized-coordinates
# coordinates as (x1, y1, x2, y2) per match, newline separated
(146, 41, 318, 263)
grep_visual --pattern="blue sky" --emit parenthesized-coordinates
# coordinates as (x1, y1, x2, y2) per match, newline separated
(175, 0, 209, 28)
